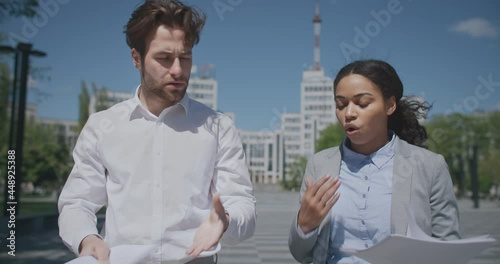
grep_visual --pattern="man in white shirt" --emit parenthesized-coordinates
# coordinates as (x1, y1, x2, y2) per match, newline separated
(58, 1, 256, 263)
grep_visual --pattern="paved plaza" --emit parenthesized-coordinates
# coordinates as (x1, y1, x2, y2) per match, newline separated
(1, 190, 499, 263)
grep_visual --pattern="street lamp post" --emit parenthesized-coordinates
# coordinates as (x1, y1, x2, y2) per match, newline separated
(9, 49, 20, 151)
(1, 42, 46, 216)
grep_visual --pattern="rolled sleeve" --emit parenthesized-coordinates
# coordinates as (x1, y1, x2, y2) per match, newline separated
(58, 115, 108, 255)
(214, 115, 256, 244)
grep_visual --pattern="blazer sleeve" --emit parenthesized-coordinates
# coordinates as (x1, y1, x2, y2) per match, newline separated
(288, 156, 317, 263)
(429, 154, 461, 240)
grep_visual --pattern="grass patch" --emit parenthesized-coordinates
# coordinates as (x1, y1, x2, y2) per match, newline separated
(0, 200, 57, 215)
(20, 202, 58, 215)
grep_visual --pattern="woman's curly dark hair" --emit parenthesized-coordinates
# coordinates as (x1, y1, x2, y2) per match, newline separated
(334, 59, 432, 147)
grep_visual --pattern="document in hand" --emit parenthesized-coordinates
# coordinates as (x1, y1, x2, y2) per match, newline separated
(65, 245, 153, 264)
(341, 209, 496, 264)
(342, 234, 495, 264)
(64, 243, 221, 264)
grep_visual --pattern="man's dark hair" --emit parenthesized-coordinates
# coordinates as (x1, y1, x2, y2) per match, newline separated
(124, 0, 206, 58)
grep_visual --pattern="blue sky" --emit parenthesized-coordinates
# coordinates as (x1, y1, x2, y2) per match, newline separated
(1, 0, 499, 131)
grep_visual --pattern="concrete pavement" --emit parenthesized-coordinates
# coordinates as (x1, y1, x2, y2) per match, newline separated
(1, 191, 499, 263)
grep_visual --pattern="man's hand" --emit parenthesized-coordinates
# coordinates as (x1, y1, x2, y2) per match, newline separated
(79, 234, 110, 264)
(297, 175, 341, 234)
(186, 193, 229, 257)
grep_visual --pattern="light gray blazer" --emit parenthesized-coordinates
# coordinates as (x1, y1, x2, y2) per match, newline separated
(288, 137, 460, 263)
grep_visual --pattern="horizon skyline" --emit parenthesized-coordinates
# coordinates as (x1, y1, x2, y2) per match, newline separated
(0, 0, 499, 131)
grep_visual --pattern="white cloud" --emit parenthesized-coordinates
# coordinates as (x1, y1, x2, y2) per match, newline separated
(450, 17, 498, 39)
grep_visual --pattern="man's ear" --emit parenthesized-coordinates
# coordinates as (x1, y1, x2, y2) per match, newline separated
(131, 48, 141, 69)
(386, 96, 397, 116)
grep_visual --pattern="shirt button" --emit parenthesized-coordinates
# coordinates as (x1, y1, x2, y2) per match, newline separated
(156, 122, 161, 127)
(155, 247, 161, 254)
(361, 220, 365, 225)
(362, 194, 366, 198)
(365, 176, 368, 180)
(365, 243, 369, 248)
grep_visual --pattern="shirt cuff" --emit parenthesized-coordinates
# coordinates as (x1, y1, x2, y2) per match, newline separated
(72, 232, 102, 255)
(296, 222, 318, 239)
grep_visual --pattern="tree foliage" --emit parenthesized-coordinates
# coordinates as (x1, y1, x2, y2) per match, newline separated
(0, 0, 39, 22)
(282, 156, 308, 191)
(316, 123, 345, 153)
(22, 118, 73, 192)
(92, 83, 109, 113)
(0, 0, 74, 194)
(426, 112, 500, 198)
(79, 81, 90, 132)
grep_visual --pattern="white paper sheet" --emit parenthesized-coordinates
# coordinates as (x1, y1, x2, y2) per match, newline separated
(65, 243, 221, 264)
(341, 209, 496, 264)
(65, 245, 153, 264)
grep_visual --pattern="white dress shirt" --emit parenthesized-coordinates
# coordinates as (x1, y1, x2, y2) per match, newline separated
(58, 86, 256, 264)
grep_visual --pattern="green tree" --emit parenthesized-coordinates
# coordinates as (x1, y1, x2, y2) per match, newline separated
(0, 0, 39, 21)
(316, 123, 345, 152)
(92, 83, 108, 113)
(282, 156, 308, 191)
(22, 119, 73, 193)
(488, 111, 500, 149)
(78, 81, 90, 132)
(479, 148, 500, 198)
(0, 0, 40, 40)
(478, 111, 500, 197)
(426, 112, 495, 198)
(426, 113, 468, 197)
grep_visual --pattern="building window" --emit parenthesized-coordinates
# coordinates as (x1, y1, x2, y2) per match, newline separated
(250, 144, 265, 158)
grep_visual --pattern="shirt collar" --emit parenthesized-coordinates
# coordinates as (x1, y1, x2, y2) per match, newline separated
(341, 131, 396, 169)
(369, 131, 396, 169)
(130, 85, 190, 120)
(341, 139, 368, 168)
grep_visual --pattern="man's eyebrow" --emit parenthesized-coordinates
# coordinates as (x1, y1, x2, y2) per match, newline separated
(156, 50, 192, 55)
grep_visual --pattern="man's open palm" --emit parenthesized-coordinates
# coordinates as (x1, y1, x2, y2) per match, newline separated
(186, 193, 229, 257)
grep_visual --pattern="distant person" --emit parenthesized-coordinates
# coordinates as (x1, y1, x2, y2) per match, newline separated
(288, 59, 460, 263)
(58, 1, 256, 263)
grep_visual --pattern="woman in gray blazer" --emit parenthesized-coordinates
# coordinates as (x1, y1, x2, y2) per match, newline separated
(288, 60, 460, 263)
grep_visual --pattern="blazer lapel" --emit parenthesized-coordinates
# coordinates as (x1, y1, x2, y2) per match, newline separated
(313, 147, 342, 264)
(391, 138, 414, 235)
(326, 146, 342, 178)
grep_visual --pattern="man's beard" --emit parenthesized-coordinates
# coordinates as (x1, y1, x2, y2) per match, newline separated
(141, 71, 188, 105)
